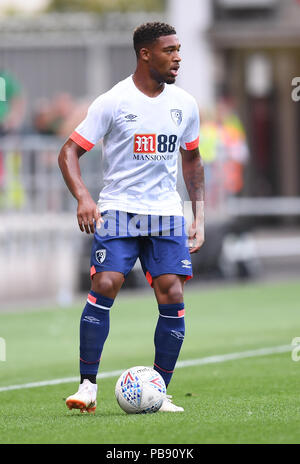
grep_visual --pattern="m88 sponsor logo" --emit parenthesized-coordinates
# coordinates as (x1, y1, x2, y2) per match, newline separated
(134, 134, 177, 154)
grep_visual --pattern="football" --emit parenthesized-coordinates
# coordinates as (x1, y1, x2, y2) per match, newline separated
(115, 366, 166, 414)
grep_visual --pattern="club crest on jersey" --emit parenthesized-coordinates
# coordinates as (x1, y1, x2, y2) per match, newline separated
(134, 134, 156, 154)
(96, 249, 106, 264)
(170, 109, 182, 126)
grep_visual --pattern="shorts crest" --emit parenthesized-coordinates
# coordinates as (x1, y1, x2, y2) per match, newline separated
(96, 249, 106, 264)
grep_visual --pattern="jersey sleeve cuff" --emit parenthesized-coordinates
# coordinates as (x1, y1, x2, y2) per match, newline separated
(184, 136, 199, 151)
(70, 131, 95, 151)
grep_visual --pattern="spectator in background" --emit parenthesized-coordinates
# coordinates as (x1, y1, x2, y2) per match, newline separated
(58, 99, 89, 138)
(0, 70, 26, 210)
(199, 95, 249, 209)
(0, 70, 25, 135)
(33, 92, 89, 138)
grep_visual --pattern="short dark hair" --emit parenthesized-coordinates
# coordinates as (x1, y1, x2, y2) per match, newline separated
(133, 22, 176, 57)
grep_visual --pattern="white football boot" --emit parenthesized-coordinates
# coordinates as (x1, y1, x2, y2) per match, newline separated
(66, 379, 98, 413)
(159, 395, 184, 412)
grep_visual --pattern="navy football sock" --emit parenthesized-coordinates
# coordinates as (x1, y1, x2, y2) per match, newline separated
(153, 303, 185, 388)
(79, 290, 114, 377)
(80, 374, 97, 384)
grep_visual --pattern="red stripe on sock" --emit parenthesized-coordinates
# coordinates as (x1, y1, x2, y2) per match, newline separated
(87, 293, 97, 304)
(154, 363, 174, 374)
(80, 357, 100, 365)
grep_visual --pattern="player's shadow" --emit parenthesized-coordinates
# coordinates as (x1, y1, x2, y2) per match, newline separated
(64, 410, 128, 418)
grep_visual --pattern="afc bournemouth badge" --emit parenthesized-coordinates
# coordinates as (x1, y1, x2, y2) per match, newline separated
(170, 109, 182, 126)
(96, 249, 106, 264)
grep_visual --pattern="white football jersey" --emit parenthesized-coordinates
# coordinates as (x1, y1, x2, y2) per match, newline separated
(70, 75, 200, 216)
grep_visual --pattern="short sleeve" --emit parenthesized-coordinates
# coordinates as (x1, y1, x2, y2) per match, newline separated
(69, 93, 114, 151)
(180, 98, 200, 151)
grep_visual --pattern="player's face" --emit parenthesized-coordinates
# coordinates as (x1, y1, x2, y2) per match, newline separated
(147, 35, 181, 85)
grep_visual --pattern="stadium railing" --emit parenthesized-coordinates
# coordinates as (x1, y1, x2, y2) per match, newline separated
(0, 135, 102, 304)
(0, 135, 299, 303)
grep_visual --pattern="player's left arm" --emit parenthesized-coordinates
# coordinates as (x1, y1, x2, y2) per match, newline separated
(180, 146, 205, 253)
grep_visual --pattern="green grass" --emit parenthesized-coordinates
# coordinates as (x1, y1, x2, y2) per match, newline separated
(0, 279, 300, 444)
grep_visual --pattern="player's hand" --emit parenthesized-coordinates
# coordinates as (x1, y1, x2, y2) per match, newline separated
(77, 195, 103, 234)
(188, 220, 204, 254)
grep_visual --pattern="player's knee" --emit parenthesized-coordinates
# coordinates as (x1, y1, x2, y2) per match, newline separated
(154, 275, 184, 304)
(164, 282, 184, 304)
(91, 273, 120, 298)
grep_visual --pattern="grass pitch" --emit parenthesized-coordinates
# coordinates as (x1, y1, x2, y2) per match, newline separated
(0, 279, 300, 444)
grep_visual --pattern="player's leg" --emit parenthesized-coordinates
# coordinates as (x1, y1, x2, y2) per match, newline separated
(66, 217, 139, 413)
(79, 270, 124, 384)
(91, 270, 124, 298)
(66, 270, 124, 413)
(139, 215, 192, 412)
(140, 231, 191, 389)
(152, 273, 185, 304)
(151, 274, 186, 412)
(152, 274, 185, 382)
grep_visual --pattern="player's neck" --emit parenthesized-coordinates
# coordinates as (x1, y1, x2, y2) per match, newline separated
(132, 71, 165, 98)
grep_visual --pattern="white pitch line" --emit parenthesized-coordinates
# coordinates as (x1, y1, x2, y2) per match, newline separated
(0, 344, 292, 393)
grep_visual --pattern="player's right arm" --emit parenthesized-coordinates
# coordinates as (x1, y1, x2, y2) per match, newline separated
(58, 139, 102, 234)
(58, 92, 114, 234)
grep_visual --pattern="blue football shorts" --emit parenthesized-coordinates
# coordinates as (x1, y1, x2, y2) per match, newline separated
(90, 210, 193, 287)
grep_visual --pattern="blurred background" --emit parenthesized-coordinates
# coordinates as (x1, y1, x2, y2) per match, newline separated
(0, 0, 299, 306)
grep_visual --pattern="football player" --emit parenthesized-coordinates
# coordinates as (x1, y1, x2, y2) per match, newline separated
(58, 22, 205, 413)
